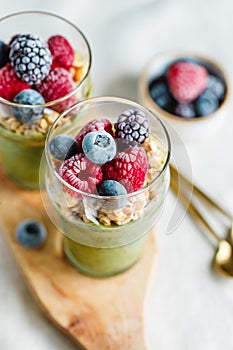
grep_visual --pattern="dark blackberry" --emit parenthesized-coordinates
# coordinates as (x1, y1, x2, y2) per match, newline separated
(115, 109, 149, 144)
(9, 33, 52, 85)
(175, 103, 196, 118)
(0, 40, 9, 68)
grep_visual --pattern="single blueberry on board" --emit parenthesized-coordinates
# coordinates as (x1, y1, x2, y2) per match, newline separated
(49, 134, 79, 160)
(15, 220, 47, 248)
(82, 130, 116, 165)
(13, 89, 45, 123)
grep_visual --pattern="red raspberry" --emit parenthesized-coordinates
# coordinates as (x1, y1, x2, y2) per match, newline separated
(75, 119, 114, 150)
(0, 63, 30, 101)
(36, 67, 75, 113)
(167, 61, 208, 103)
(48, 35, 75, 69)
(102, 146, 148, 192)
(60, 153, 103, 197)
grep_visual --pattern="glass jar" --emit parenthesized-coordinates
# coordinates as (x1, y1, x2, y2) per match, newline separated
(0, 11, 92, 189)
(41, 96, 171, 277)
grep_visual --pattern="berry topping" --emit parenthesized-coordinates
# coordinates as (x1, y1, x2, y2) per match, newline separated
(175, 103, 195, 118)
(115, 109, 149, 144)
(167, 61, 208, 103)
(9, 34, 52, 85)
(82, 130, 116, 165)
(15, 220, 47, 248)
(0, 40, 9, 68)
(102, 146, 148, 192)
(195, 90, 219, 116)
(98, 180, 127, 210)
(49, 134, 78, 160)
(13, 89, 45, 123)
(60, 153, 103, 195)
(48, 35, 75, 69)
(207, 75, 225, 100)
(0, 63, 30, 101)
(75, 119, 113, 149)
(149, 78, 174, 110)
(98, 180, 127, 196)
(36, 67, 75, 112)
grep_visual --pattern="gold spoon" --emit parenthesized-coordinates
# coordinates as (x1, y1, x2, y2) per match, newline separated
(170, 165, 233, 277)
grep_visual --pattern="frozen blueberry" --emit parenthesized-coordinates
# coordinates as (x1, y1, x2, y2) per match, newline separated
(195, 90, 219, 116)
(82, 130, 116, 165)
(13, 89, 45, 123)
(175, 103, 196, 118)
(98, 180, 127, 209)
(15, 220, 47, 248)
(0, 40, 9, 68)
(207, 75, 225, 100)
(49, 134, 79, 160)
(149, 78, 173, 109)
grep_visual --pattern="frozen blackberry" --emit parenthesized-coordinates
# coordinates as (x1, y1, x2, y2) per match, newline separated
(115, 109, 149, 144)
(9, 33, 52, 85)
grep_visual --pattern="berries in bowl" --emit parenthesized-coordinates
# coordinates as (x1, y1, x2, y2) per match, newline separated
(0, 11, 92, 189)
(42, 96, 171, 277)
(138, 52, 229, 142)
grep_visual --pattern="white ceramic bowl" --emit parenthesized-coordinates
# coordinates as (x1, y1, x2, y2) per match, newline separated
(138, 51, 230, 143)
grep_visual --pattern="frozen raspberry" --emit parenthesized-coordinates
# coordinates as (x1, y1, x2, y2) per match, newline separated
(36, 67, 75, 112)
(167, 61, 208, 103)
(60, 153, 103, 196)
(102, 146, 148, 192)
(0, 63, 30, 101)
(48, 35, 75, 69)
(75, 119, 114, 150)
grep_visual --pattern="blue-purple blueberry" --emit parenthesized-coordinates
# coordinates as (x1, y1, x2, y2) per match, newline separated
(15, 220, 47, 248)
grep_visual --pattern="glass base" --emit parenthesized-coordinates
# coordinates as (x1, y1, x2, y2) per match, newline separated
(63, 236, 147, 278)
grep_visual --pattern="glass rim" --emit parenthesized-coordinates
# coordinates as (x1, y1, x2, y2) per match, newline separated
(45, 96, 171, 200)
(0, 10, 92, 108)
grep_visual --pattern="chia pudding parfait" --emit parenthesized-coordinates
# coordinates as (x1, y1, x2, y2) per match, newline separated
(0, 11, 92, 189)
(42, 97, 171, 277)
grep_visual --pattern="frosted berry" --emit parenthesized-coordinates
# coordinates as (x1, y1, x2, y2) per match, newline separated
(48, 35, 75, 69)
(49, 134, 78, 160)
(167, 61, 208, 103)
(98, 180, 127, 196)
(13, 89, 45, 123)
(175, 103, 195, 118)
(75, 119, 113, 150)
(82, 130, 116, 165)
(9, 34, 52, 85)
(207, 75, 225, 100)
(36, 67, 75, 112)
(115, 109, 149, 144)
(60, 153, 103, 195)
(98, 180, 127, 209)
(15, 220, 47, 248)
(0, 63, 30, 101)
(195, 90, 219, 116)
(0, 40, 9, 68)
(102, 146, 148, 192)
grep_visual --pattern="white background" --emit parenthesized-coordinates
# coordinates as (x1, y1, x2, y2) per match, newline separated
(1, 0, 233, 349)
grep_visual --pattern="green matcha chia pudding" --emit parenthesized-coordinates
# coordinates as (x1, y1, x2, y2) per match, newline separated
(42, 97, 171, 277)
(0, 11, 92, 189)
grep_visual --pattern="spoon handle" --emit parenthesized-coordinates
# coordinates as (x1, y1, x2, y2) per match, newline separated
(170, 164, 233, 222)
(170, 169, 222, 244)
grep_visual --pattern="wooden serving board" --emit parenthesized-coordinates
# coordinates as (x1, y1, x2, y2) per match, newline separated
(0, 168, 157, 350)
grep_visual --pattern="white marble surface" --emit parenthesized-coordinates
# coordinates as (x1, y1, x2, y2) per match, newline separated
(1, 0, 233, 349)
